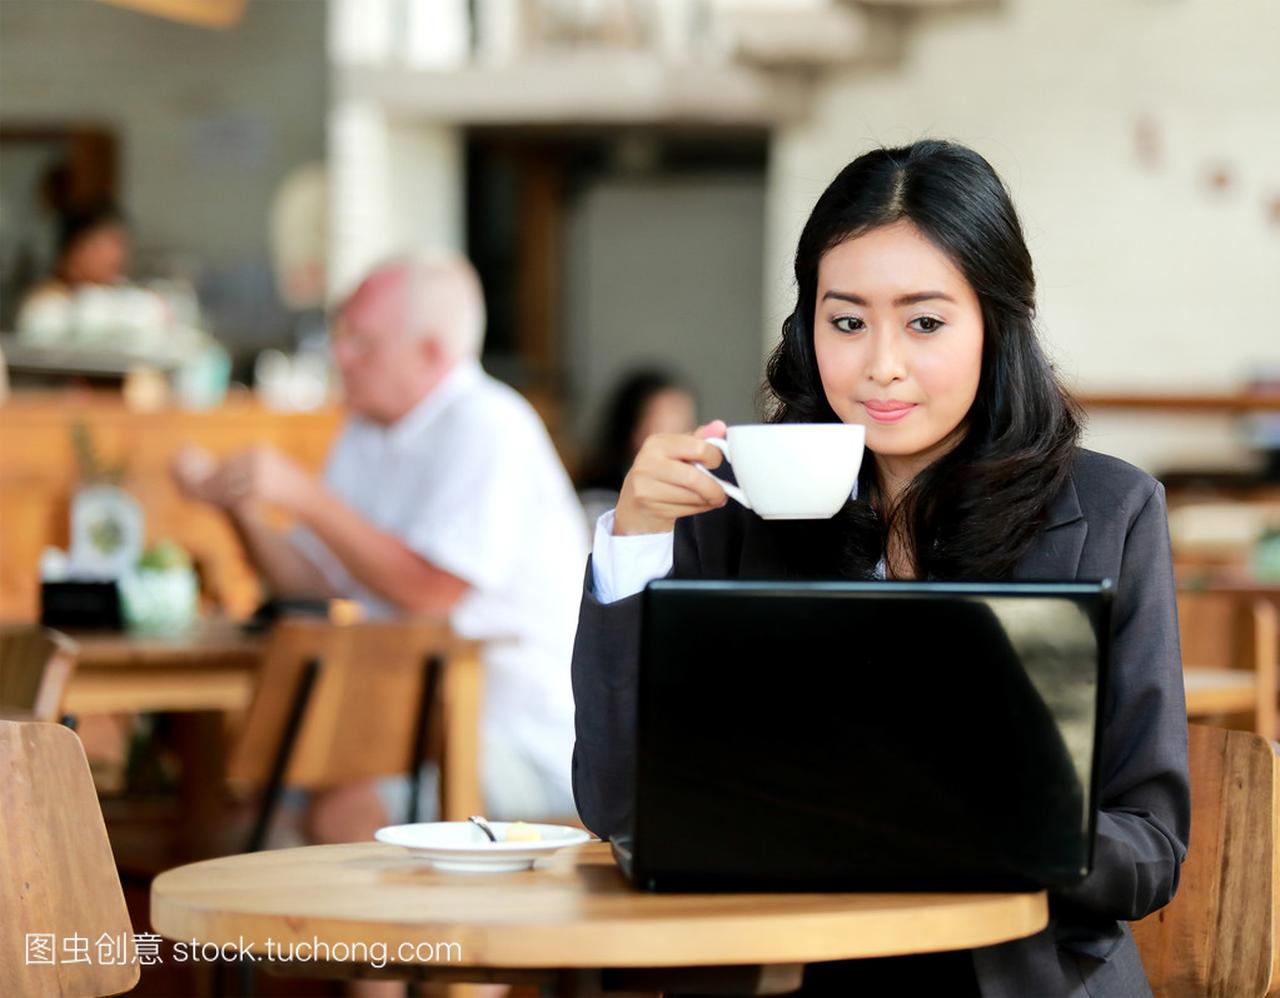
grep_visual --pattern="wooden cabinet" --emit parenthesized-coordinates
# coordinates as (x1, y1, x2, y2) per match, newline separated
(0, 393, 341, 620)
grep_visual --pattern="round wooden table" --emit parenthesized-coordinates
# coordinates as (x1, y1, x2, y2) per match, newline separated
(152, 842, 1048, 994)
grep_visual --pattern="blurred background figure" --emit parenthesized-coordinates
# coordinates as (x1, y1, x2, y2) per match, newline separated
(32, 201, 130, 297)
(11, 196, 211, 375)
(577, 368, 697, 530)
(172, 251, 588, 837)
(268, 160, 330, 359)
(269, 162, 327, 315)
(15, 201, 133, 326)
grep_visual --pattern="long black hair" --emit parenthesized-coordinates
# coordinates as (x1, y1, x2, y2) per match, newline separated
(763, 139, 1082, 580)
(57, 202, 126, 260)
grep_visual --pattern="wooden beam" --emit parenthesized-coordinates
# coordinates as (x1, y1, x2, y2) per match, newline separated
(719, 6, 871, 69)
(95, 0, 248, 30)
(339, 55, 808, 127)
(856, 0, 976, 7)
(1076, 392, 1280, 413)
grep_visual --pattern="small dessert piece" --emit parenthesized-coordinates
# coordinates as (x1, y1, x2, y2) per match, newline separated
(504, 821, 542, 842)
(328, 598, 365, 626)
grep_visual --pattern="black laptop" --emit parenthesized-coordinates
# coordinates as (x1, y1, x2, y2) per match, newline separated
(614, 579, 1112, 893)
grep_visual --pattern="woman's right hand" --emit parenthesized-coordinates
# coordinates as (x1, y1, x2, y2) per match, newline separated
(613, 420, 730, 536)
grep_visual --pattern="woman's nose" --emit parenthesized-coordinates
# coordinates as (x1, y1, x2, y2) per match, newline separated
(866, 329, 908, 385)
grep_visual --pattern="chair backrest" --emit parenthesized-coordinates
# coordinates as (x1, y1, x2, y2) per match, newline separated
(1177, 592, 1278, 737)
(0, 719, 138, 997)
(0, 625, 78, 721)
(1178, 591, 1267, 671)
(1132, 723, 1280, 997)
(226, 616, 470, 791)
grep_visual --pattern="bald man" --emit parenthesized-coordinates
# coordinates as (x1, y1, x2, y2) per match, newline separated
(174, 253, 588, 832)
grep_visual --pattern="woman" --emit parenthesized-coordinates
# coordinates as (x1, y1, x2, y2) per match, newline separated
(570, 140, 1189, 996)
(22, 202, 130, 303)
(578, 368, 698, 495)
(16, 203, 136, 338)
(577, 369, 697, 533)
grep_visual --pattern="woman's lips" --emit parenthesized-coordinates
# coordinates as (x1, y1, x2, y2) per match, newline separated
(861, 401, 917, 423)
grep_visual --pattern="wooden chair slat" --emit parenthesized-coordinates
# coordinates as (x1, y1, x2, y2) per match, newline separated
(0, 626, 78, 722)
(1132, 724, 1279, 997)
(0, 720, 138, 997)
(1177, 593, 1278, 738)
(227, 617, 476, 791)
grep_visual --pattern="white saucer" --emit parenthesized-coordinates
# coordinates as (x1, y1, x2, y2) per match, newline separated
(374, 821, 592, 873)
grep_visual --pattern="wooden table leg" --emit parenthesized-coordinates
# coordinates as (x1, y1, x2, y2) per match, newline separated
(172, 710, 229, 859)
(438, 646, 484, 822)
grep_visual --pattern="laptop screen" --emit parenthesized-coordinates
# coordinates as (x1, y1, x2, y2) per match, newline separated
(633, 580, 1111, 892)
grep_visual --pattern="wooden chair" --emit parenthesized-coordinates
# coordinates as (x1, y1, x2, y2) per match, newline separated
(0, 719, 139, 997)
(225, 617, 485, 851)
(1177, 592, 1278, 739)
(1132, 724, 1280, 997)
(0, 625, 78, 721)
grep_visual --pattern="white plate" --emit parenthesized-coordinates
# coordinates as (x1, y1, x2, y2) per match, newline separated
(374, 821, 592, 873)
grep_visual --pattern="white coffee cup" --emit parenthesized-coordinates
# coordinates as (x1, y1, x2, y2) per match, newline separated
(694, 423, 866, 519)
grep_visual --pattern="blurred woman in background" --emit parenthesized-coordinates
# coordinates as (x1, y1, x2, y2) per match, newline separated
(21, 202, 130, 306)
(577, 368, 696, 530)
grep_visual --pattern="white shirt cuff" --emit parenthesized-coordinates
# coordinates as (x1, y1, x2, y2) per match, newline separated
(590, 509, 675, 604)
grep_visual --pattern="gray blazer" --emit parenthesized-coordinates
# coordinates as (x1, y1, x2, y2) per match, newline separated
(570, 448, 1190, 997)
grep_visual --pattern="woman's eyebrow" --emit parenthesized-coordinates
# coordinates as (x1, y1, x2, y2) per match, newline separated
(821, 290, 957, 306)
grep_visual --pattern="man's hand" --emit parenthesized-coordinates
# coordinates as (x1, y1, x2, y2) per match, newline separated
(171, 445, 221, 504)
(173, 442, 461, 612)
(211, 446, 314, 514)
(173, 444, 315, 515)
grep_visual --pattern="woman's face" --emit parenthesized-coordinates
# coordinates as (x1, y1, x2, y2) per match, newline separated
(63, 224, 129, 285)
(630, 388, 696, 456)
(813, 220, 984, 474)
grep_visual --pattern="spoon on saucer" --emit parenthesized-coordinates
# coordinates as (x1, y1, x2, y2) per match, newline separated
(468, 815, 498, 842)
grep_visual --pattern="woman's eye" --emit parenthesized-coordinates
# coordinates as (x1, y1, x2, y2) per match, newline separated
(910, 316, 945, 333)
(832, 316, 864, 333)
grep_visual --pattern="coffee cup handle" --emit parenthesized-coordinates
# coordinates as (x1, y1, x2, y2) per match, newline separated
(694, 437, 751, 510)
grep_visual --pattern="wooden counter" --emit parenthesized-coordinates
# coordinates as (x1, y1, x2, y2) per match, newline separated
(0, 392, 342, 620)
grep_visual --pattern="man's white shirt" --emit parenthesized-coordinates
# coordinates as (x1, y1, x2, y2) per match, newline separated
(291, 359, 589, 798)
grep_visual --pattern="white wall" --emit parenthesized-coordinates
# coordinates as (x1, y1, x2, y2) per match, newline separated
(326, 0, 466, 298)
(326, 102, 464, 301)
(766, 0, 1280, 472)
(0, 0, 327, 345)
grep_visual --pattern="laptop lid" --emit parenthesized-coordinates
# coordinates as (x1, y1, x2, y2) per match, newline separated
(631, 580, 1111, 892)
